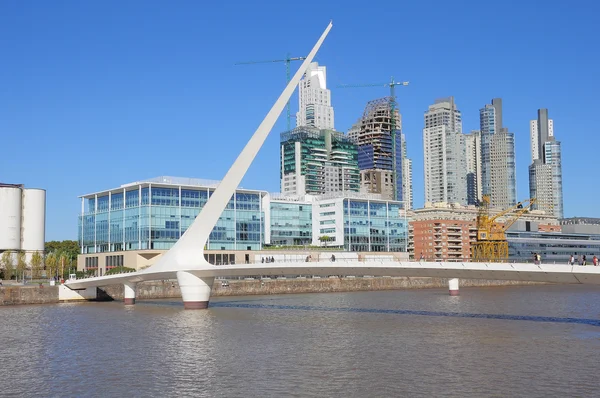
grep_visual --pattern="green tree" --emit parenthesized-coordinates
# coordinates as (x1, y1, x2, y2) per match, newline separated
(45, 253, 58, 280)
(45, 240, 81, 278)
(2, 251, 14, 280)
(16, 251, 27, 282)
(319, 235, 330, 247)
(30, 252, 43, 279)
(57, 252, 69, 279)
(45, 240, 79, 262)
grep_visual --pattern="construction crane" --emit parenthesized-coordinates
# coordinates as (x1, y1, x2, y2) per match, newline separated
(337, 77, 409, 201)
(235, 54, 307, 131)
(472, 195, 537, 262)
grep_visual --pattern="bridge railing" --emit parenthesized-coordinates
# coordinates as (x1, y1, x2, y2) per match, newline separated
(75, 257, 581, 280)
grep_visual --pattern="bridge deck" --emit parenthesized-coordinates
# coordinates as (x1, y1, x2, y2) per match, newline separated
(66, 261, 600, 290)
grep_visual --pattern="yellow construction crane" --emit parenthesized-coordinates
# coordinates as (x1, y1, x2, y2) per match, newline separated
(471, 195, 536, 262)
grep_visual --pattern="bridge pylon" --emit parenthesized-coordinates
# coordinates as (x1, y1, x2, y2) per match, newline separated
(124, 282, 137, 305)
(177, 272, 214, 309)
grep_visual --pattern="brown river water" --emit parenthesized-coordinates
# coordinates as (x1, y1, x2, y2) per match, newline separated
(2, 284, 600, 397)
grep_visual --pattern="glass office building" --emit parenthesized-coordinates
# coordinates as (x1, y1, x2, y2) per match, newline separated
(79, 177, 410, 260)
(345, 199, 407, 252)
(312, 195, 408, 252)
(268, 200, 313, 246)
(507, 230, 600, 263)
(78, 177, 266, 254)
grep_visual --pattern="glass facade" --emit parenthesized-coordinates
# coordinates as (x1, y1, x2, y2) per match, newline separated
(270, 202, 312, 246)
(507, 231, 600, 264)
(479, 105, 495, 197)
(343, 199, 407, 252)
(280, 127, 360, 195)
(79, 179, 409, 255)
(79, 184, 264, 253)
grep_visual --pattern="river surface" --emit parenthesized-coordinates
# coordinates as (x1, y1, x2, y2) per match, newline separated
(2, 284, 600, 397)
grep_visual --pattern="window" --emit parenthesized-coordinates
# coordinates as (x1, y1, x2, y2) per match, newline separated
(106, 255, 124, 267)
(85, 257, 98, 268)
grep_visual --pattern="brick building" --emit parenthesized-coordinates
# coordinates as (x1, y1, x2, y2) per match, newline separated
(408, 202, 560, 261)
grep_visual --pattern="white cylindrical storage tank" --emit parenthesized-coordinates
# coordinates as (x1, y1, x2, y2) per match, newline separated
(21, 188, 46, 252)
(0, 187, 23, 251)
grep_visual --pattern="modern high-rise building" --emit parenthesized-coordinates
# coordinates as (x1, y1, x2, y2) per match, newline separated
(356, 98, 405, 201)
(282, 62, 358, 196)
(423, 97, 467, 205)
(529, 109, 563, 218)
(296, 62, 334, 130)
(464, 130, 482, 205)
(280, 127, 360, 196)
(490, 130, 517, 207)
(401, 133, 413, 209)
(530, 117, 553, 163)
(479, 98, 516, 209)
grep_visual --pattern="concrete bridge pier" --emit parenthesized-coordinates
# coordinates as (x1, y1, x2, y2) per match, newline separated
(177, 271, 214, 309)
(124, 282, 137, 305)
(449, 278, 459, 296)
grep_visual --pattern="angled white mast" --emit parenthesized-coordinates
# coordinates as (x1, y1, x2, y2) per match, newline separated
(146, 21, 333, 273)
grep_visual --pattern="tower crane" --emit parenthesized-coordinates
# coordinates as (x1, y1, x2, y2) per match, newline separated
(235, 54, 307, 131)
(472, 195, 537, 262)
(337, 78, 409, 201)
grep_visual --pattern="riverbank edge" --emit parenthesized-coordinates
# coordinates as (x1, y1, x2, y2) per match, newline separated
(1, 277, 547, 305)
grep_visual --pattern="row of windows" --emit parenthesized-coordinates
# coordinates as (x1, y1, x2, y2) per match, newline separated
(85, 257, 98, 267)
(88, 190, 261, 212)
(106, 255, 124, 267)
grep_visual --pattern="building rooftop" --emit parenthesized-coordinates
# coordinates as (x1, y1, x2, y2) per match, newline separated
(560, 217, 600, 225)
(121, 176, 222, 188)
(79, 176, 263, 198)
(411, 202, 560, 225)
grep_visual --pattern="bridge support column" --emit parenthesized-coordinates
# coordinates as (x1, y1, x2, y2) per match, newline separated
(449, 278, 459, 296)
(124, 282, 136, 305)
(177, 271, 214, 310)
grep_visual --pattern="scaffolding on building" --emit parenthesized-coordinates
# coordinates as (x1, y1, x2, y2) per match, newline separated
(356, 98, 402, 198)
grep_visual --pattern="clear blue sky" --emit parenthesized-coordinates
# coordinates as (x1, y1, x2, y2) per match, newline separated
(1, 0, 598, 241)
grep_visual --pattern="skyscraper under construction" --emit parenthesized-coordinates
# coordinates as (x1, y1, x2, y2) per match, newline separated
(355, 97, 406, 201)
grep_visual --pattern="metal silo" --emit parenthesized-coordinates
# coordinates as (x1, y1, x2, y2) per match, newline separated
(21, 188, 46, 253)
(0, 186, 23, 251)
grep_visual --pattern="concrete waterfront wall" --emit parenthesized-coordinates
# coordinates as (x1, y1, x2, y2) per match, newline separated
(0, 277, 546, 305)
(0, 286, 59, 305)
(98, 277, 545, 300)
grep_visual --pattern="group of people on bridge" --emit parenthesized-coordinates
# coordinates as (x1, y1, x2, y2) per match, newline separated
(569, 254, 598, 266)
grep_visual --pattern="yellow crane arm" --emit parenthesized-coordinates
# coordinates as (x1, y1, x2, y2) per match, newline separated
(490, 198, 536, 231)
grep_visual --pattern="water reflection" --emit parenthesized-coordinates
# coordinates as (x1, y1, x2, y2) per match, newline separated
(213, 302, 600, 327)
(1, 285, 599, 397)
